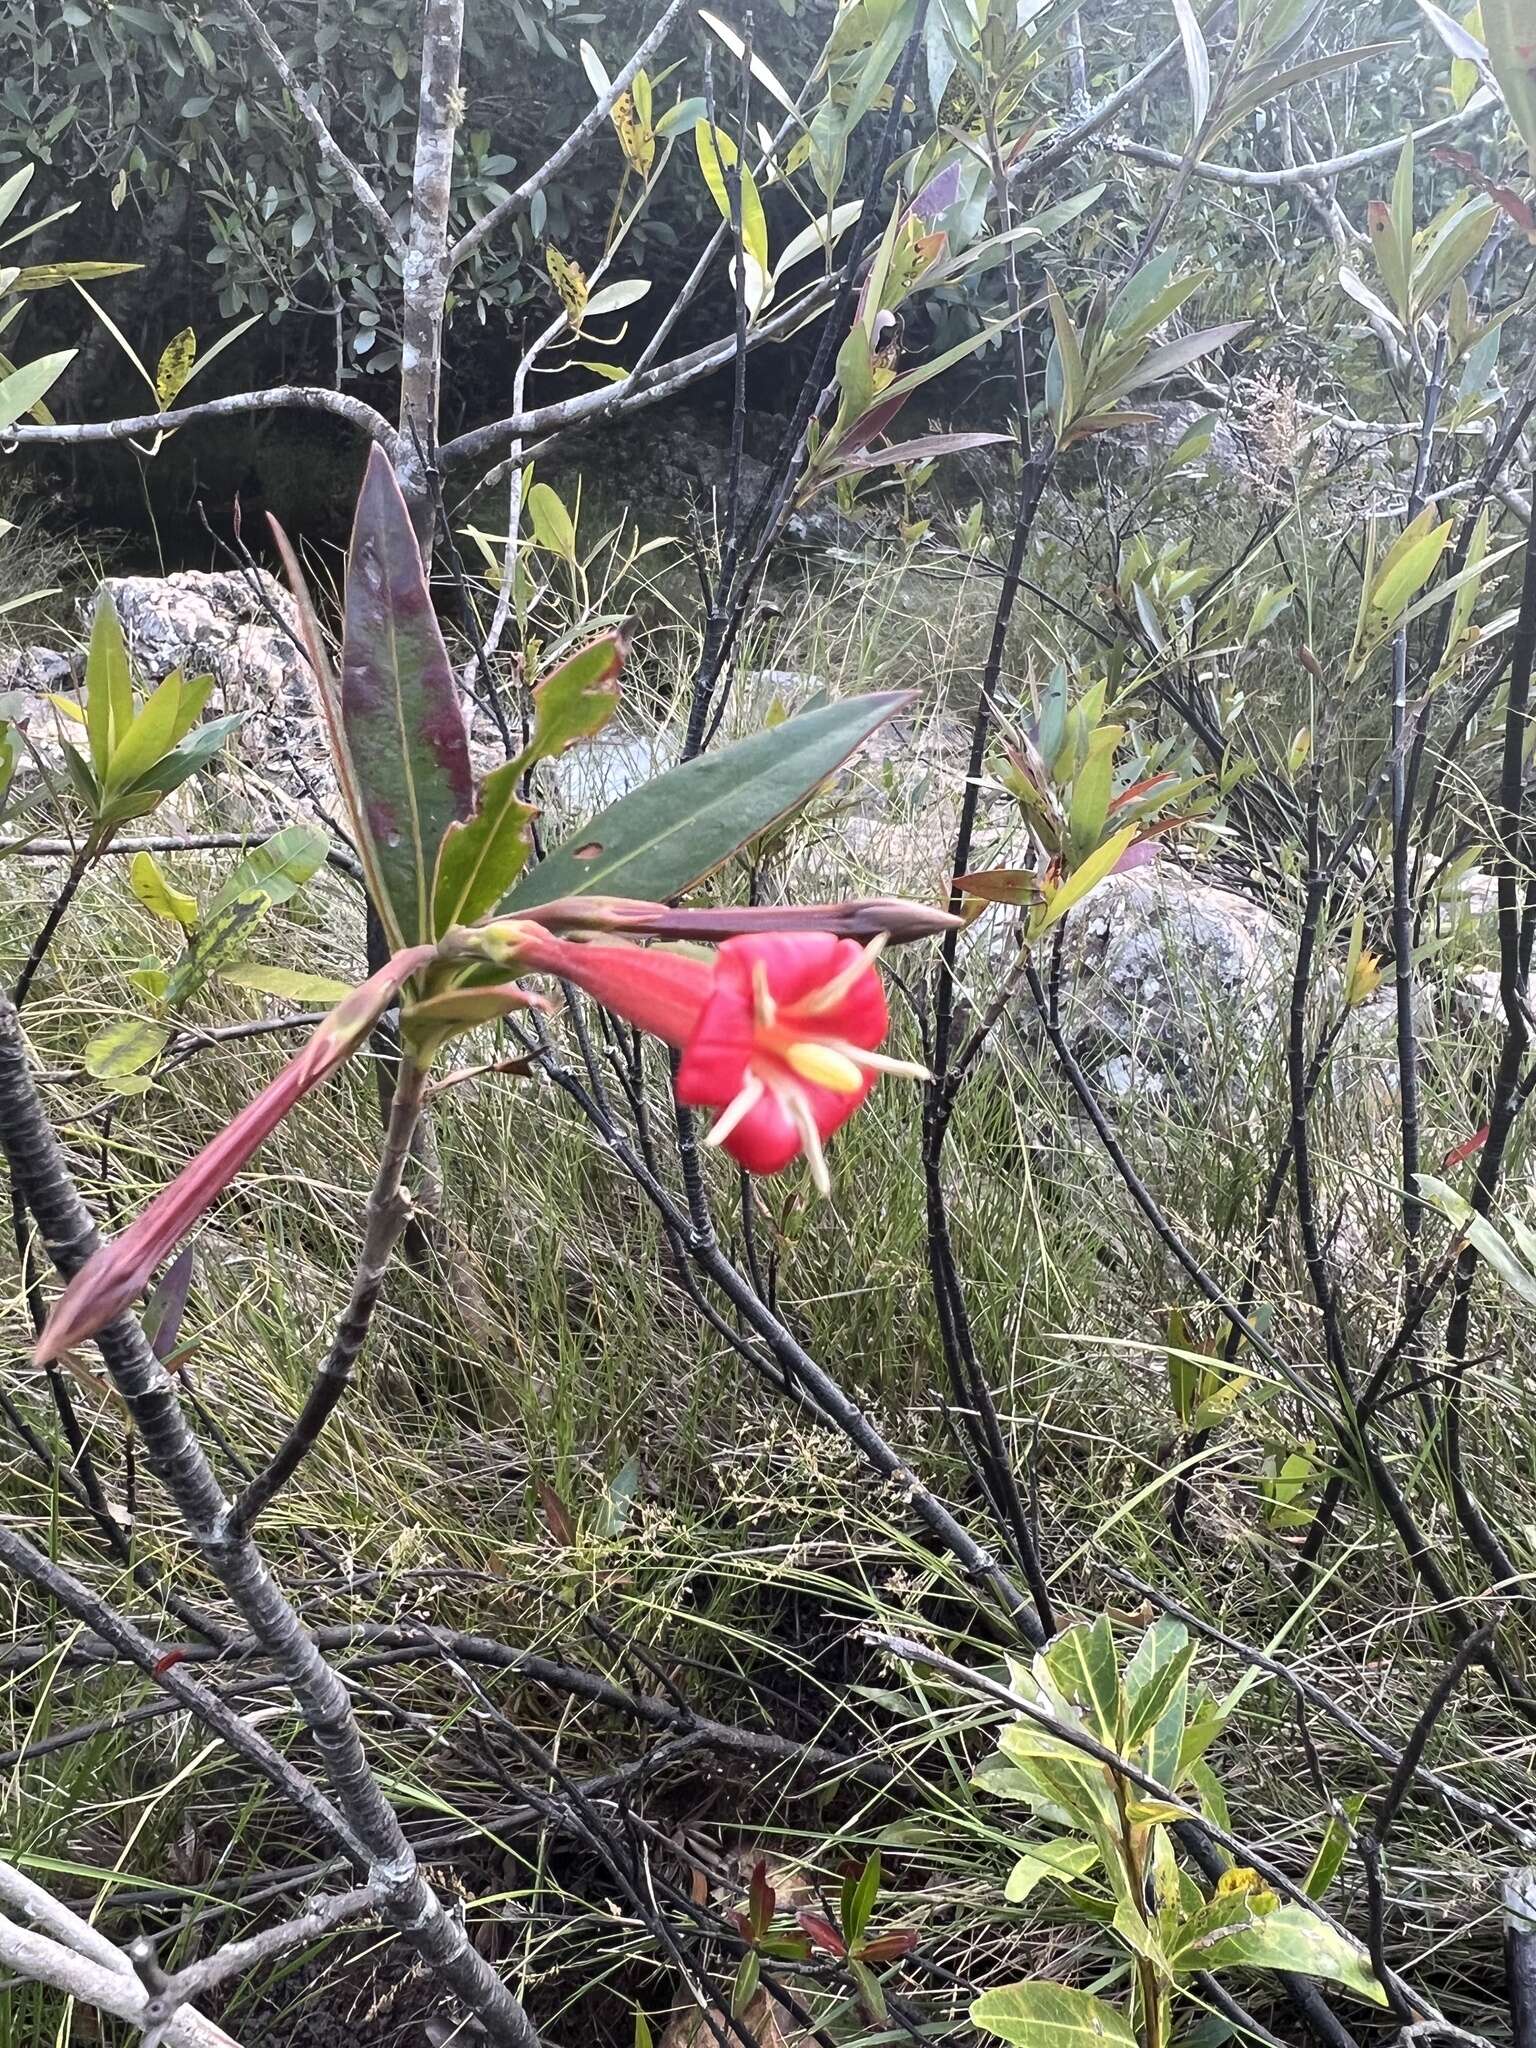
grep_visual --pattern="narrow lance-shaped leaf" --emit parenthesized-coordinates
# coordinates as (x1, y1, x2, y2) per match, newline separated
(504, 691, 914, 911)
(433, 629, 630, 933)
(0, 349, 74, 431)
(36, 945, 438, 1365)
(1032, 824, 1139, 936)
(339, 444, 475, 945)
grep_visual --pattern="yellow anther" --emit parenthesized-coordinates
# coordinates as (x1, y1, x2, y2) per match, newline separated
(784, 1040, 866, 1093)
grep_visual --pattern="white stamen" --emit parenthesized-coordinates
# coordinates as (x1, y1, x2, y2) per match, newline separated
(752, 961, 777, 1030)
(704, 1073, 764, 1149)
(826, 1040, 932, 1082)
(781, 1082, 832, 1196)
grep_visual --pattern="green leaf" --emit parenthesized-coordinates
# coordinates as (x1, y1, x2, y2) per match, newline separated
(85, 591, 132, 779)
(505, 691, 911, 912)
(1004, 1839, 1101, 1902)
(1369, 513, 1455, 621)
(215, 962, 352, 1003)
(1417, 1172, 1536, 1308)
(1066, 726, 1124, 868)
(435, 628, 629, 933)
(105, 669, 185, 794)
(1411, 197, 1496, 320)
(843, 1852, 881, 1950)
(1044, 1618, 1123, 1746)
(527, 482, 578, 559)
(1045, 279, 1084, 427)
(433, 764, 539, 936)
(1171, 0, 1211, 134)
(525, 630, 627, 760)
(339, 445, 475, 946)
(1174, 1902, 1388, 2004)
(1206, 43, 1400, 152)
(111, 716, 242, 808)
(1124, 1641, 1196, 1751)
(207, 825, 330, 918)
(83, 1015, 173, 1083)
(998, 1727, 1118, 1833)
(0, 164, 33, 236)
(972, 1980, 1138, 2048)
(1097, 322, 1250, 407)
(129, 850, 198, 927)
(1032, 825, 1138, 937)
(1302, 1798, 1362, 1901)
(0, 349, 74, 430)
(165, 893, 274, 1007)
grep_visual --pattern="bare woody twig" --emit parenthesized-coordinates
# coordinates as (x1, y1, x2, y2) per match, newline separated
(227, 1059, 429, 1534)
(139, 1886, 382, 2034)
(1106, 100, 1491, 189)
(0, 1522, 360, 1853)
(3, 385, 398, 452)
(0, 1910, 240, 2048)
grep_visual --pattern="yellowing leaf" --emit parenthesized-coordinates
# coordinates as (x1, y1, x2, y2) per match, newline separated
(129, 849, 198, 927)
(611, 89, 656, 174)
(545, 247, 589, 328)
(83, 1015, 172, 1084)
(694, 121, 770, 280)
(527, 482, 577, 559)
(215, 961, 352, 1003)
(155, 326, 196, 409)
(1369, 512, 1454, 619)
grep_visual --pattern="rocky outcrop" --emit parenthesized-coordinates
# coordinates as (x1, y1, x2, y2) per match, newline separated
(1054, 863, 1293, 1100)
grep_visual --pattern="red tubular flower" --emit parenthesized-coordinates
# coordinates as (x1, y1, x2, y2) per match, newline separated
(512, 926, 926, 1193)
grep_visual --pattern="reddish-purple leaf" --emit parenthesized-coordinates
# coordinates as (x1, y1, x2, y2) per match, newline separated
(954, 867, 1043, 907)
(142, 1245, 194, 1364)
(908, 159, 961, 226)
(36, 945, 435, 1366)
(859, 1929, 920, 1963)
(1444, 1125, 1490, 1169)
(537, 1480, 576, 1548)
(340, 445, 475, 944)
(824, 429, 1012, 480)
(1111, 840, 1161, 874)
(749, 1859, 776, 1938)
(268, 512, 398, 939)
(796, 1912, 847, 1958)
(836, 391, 910, 456)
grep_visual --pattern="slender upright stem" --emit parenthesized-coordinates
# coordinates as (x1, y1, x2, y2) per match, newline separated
(229, 1058, 430, 1535)
(12, 838, 94, 1008)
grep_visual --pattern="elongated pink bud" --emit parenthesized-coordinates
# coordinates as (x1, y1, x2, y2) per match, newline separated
(520, 896, 961, 943)
(36, 946, 435, 1366)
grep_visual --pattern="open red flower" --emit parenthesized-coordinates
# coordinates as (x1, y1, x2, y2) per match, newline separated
(512, 928, 925, 1192)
